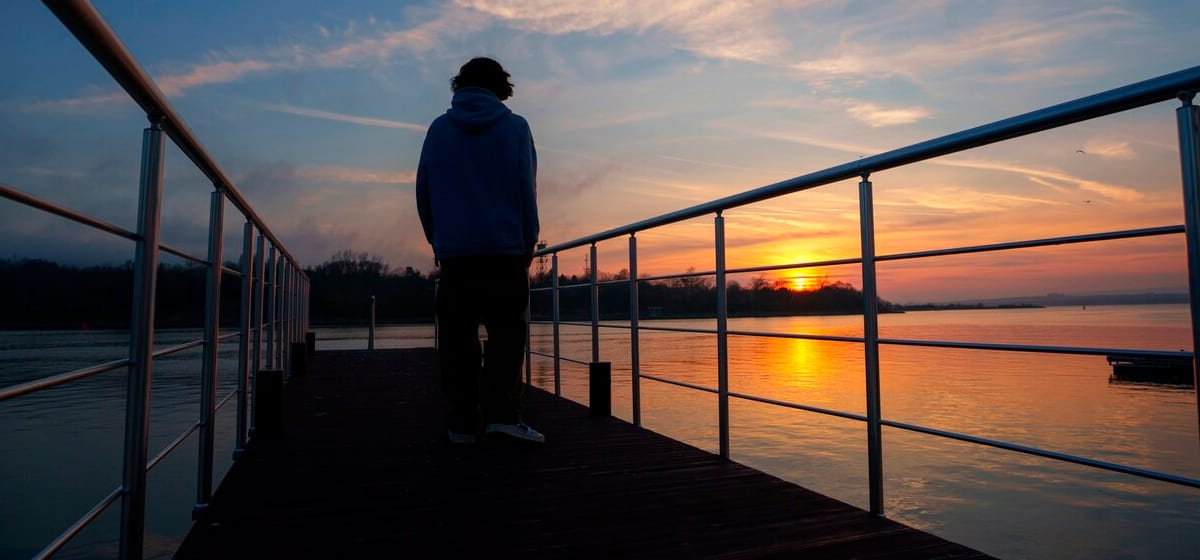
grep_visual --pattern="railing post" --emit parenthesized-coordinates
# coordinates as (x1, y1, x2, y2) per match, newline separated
(283, 265, 293, 374)
(590, 243, 600, 363)
(235, 222, 254, 458)
(715, 213, 730, 460)
(629, 234, 641, 427)
(119, 116, 165, 560)
(264, 246, 276, 369)
(1175, 92, 1200, 441)
(369, 295, 376, 351)
(859, 173, 884, 516)
(250, 234, 266, 436)
(274, 254, 285, 367)
(194, 187, 224, 517)
(552, 253, 561, 396)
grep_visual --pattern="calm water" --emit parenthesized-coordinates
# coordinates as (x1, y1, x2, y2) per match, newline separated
(1, 307, 1197, 559)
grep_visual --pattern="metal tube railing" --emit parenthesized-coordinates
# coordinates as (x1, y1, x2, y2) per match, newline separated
(538, 65, 1200, 255)
(1177, 93, 1200, 434)
(526, 65, 1200, 526)
(235, 222, 254, 457)
(714, 214, 730, 459)
(118, 116, 165, 560)
(195, 187, 224, 515)
(552, 253, 561, 395)
(629, 234, 641, 426)
(590, 244, 600, 363)
(858, 175, 883, 515)
(0, 3, 314, 558)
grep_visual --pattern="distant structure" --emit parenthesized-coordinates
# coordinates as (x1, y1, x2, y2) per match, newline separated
(536, 240, 547, 276)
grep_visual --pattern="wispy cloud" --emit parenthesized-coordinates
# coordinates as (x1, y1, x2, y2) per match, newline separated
(261, 103, 426, 131)
(297, 166, 416, 185)
(845, 102, 931, 127)
(158, 59, 275, 96)
(791, 7, 1138, 85)
(454, 0, 793, 63)
(937, 158, 1143, 202)
(1082, 140, 1134, 159)
(558, 109, 674, 130)
(27, 7, 484, 112)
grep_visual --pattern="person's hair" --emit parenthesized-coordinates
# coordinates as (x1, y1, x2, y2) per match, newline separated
(450, 57, 514, 100)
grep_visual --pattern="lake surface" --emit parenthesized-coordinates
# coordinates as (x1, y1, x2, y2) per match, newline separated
(1, 305, 1197, 559)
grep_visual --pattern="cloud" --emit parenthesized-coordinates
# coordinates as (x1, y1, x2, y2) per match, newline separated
(937, 158, 1143, 202)
(158, 59, 276, 96)
(260, 103, 426, 131)
(1082, 140, 1134, 159)
(557, 109, 674, 130)
(791, 7, 1138, 85)
(27, 7, 485, 112)
(454, 0, 795, 63)
(23, 92, 127, 113)
(845, 102, 931, 127)
(296, 166, 416, 185)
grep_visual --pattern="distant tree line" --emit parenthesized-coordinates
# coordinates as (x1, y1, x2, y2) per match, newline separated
(528, 267, 898, 321)
(0, 252, 895, 329)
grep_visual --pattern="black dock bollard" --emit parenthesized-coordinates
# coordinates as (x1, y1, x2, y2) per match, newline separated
(290, 342, 308, 378)
(305, 331, 315, 356)
(254, 369, 285, 436)
(589, 361, 611, 417)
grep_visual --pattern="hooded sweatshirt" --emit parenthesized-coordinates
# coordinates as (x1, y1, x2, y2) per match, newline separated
(415, 87, 539, 261)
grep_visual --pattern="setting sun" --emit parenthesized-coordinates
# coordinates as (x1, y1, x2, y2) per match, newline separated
(791, 273, 825, 292)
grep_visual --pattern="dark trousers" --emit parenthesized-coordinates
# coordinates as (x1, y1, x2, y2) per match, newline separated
(436, 255, 529, 432)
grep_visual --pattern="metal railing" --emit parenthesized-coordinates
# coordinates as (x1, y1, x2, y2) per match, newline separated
(0, 1, 310, 559)
(529, 65, 1200, 517)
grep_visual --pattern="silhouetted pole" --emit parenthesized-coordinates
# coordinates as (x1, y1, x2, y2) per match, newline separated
(368, 295, 376, 351)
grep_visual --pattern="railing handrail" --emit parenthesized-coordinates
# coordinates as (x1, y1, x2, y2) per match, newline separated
(539, 65, 1200, 255)
(526, 61, 1200, 552)
(43, 0, 303, 272)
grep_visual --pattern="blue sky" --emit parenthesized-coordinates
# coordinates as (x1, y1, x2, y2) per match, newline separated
(0, 1, 1196, 302)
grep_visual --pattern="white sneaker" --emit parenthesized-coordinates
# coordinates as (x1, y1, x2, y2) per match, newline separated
(484, 423, 545, 444)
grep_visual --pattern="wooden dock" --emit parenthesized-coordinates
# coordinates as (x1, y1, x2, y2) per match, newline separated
(175, 348, 993, 559)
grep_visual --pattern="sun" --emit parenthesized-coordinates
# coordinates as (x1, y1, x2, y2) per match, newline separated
(791, 274, 824, 292)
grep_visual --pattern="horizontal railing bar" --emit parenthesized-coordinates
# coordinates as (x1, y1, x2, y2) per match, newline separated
(1, 181, 137, 241)
(159, 243, 207, 266)
(214, 389, 237, 413)
(640, 372, 719, 394)
(727, 329, 867, 344)
(529, 350, 590, 366)
(879, 337, 1194, 359)
(146, 421, 200, 472)
(539, 65, 1200, 256)
(32, 485, 124, 560)
(881, 418, 1200, 489)
(0, 182, 257, 277)
(729, 387, 1200, 489)
(152, 339, 205, 359)
(637, 269, 718, 283)
(217, 331, 241, 342)
(556, 321, 598, 329)
(729, 391, 869, 423)
(222, 266, 242, 278)
(727, 257, 865, 276)
(0, 357, 129, 402)
(878, 225, 1186, 263)
(637, 325, 717, 335)
(44, 0, 305, 274)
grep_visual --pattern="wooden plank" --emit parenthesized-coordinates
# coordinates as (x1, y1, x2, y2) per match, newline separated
(175, 348, 992, 559)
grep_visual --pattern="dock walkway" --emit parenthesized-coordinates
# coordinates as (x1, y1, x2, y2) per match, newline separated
(175, 348, 992, 559)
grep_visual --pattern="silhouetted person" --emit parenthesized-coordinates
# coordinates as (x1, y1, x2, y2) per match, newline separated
(416, 57, 543, 444)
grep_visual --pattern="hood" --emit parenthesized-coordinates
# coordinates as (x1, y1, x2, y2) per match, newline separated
(446, 87, 512, 134)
